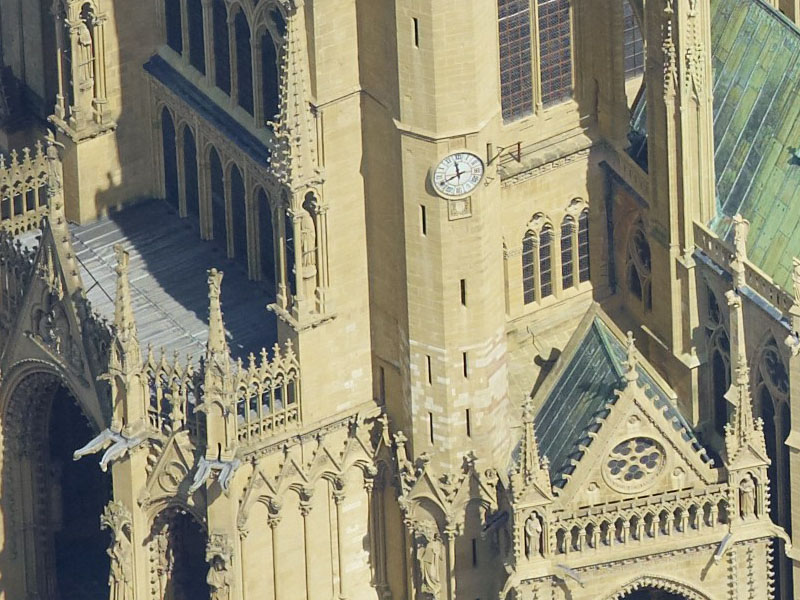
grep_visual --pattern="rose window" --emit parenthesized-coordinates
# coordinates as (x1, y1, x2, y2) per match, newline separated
(604, 437, 665, 493)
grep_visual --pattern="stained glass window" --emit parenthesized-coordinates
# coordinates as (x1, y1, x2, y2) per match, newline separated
(538, 0, 573, 106)
(498, 0, 534, 122)
(522, 233, 536, 304)
(539, 225, 553, 298)
(578, 209, 590, 282)
(561, 217, 574, 290)
(623, 0, 644, 79)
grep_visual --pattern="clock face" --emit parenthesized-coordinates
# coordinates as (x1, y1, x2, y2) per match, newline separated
(431, 152, 485, 198)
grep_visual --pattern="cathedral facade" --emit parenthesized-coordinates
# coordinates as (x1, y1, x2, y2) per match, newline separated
(0, 0, 797, 598)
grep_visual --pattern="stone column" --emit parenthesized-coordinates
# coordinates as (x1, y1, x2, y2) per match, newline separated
(332, 479, 347, 599)
(201, 0, 215, 85)
(300, 490, 313, 600)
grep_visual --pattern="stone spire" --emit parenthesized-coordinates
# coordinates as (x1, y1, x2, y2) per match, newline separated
(267, 5, 321, 190)
(206, 268, 230, 364)
(723, 290, 767, 464)
(112, 244, 140, 370)
(199, 268, 236, 461)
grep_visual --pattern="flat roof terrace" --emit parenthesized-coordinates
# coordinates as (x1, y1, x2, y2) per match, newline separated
(69, 199, 277, 360)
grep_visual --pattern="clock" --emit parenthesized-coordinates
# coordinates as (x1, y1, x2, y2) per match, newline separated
(431, 152, 485, 198)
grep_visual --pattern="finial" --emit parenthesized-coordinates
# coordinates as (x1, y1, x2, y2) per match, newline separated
(723, 289, 766, 464)
(111, 243, 140, 369)
(207, 268, 229, 358)
(792, 257, 800, 306)
(623, 331, 639, 382)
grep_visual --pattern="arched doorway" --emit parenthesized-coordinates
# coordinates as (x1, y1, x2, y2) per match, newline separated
(0, 372, 111, 599)
(149, 507, 210, 600)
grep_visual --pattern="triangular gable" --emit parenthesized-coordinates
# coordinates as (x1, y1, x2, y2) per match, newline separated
(1, 217, 107, 425)
(532, 305, 717, 505)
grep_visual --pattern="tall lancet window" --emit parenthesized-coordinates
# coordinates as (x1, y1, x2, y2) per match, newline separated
(165, 0, 183, 53)
(623, 0, 644, 79)
(234, 10, 254, 115)
(213, 0, 230, 94)
(498, 0, 534, 122)
(187, 0, 206, 74)
(538, 0, 573, 106)
(521, 220, 554, 304)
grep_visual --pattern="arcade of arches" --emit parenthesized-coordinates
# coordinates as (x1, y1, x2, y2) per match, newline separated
(619, 588, 690, 600)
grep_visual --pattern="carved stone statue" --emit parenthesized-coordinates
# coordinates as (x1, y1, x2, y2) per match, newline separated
(740, 476, 756, 520)
(206, 534, 233, 600)
(524, 513, 542, 558)
(299, 207, 317, 271)
(77, 21, 95, 92)
(732, 214, 749, 261)
(100, 502, 134, 600)
(417, 531, 442, 599)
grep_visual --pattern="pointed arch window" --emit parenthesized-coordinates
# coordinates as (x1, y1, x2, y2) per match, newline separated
(538, 0, 573, 106)
(539, 225, 553, 298)
(626, 223, 652, 311)
(522, 232, 536, 304)
(623, 0, 644, 79)
(577, 209, 590, 282)
(498, 0, 534, 121)
(560, 216, 574, 290)
(522, 222, 554, 304)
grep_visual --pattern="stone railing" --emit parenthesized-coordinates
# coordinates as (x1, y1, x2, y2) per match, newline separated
(234, 341, 301, 445)
(140, 340, 301, 447)
(694, 222, 794, 316)
(0, 143, 50, 235)
(142, 347, 203, 440)
(549, 486, 730, 556)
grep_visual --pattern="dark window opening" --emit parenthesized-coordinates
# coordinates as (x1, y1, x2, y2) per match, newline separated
(165, 0, 183, 53)
(161, 108, 178, 210)
(429, 412, 435, 444)
(234, 11, 254, 115)
(182, 128, 199, 217)
(209, 148, 227, 249)
(261, 33, 280, 122)
(578, 210, 590, 282)
(213, 0, 230, 94)
(413, 17, 420, 47)
(230, 166, 247, 268)
(460, 278, 467, 306)
(561, 217, 574, 290)
(258, 189, 275, 285)
(187, 0, 206, 73)
(522, 233, 536, 304)
(539, 226, 553, 298)
(421, 205, 427, 235)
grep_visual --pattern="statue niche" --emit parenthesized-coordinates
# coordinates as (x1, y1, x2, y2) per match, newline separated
(101, 501, 134, 600)
(415, 528, 443, 600)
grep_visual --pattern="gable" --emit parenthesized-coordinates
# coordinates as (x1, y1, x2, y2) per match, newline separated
(532, 309, 717, 502)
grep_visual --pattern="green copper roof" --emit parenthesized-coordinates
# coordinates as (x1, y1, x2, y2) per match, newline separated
(629, 0, 800, 293)
(534, 316, 706, 488)
(709, 0, 800, 291)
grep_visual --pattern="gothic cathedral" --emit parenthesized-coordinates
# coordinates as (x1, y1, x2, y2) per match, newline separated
(0, 0, 797, 598)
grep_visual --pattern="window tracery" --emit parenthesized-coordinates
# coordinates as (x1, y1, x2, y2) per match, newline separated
(559, 208, 590, 291)
(626, 222, 652, 311)
(521, 218, 553, 304)
(538, 0, 573, 106)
